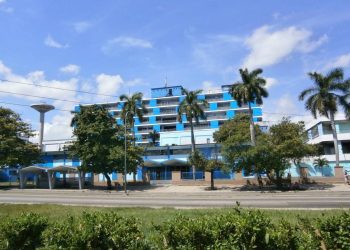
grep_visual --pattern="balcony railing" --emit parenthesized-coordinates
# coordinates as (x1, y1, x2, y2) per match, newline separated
(157, 101, 179, 106)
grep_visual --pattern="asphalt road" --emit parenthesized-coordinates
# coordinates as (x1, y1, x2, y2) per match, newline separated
(0, 189, 349, 209)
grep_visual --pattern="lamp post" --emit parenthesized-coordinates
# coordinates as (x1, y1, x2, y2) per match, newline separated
(124, 111, 130, 194)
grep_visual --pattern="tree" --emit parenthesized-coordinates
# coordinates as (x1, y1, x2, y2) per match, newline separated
(299, 68, 350, 167)
(313, 157, 329, 177)
(229, 68, 268, 146)
(148, 130, 159, 146)
(0, 107, 40, 168)
(216, 115, 317, 188)
(178, 89, 209, 178)
(188, 150, 228, 190)
(120, 92, 147, 181)
(120, 92, 148, 146)
(70, 105, 143, 190)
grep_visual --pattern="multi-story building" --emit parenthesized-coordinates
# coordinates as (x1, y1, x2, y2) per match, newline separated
(89, 85, 263, 146)
(77, 84, 263, 182)
(15, 84, 266, 188)
(304, 114, 350, 176)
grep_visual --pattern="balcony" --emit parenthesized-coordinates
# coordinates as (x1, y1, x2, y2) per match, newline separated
(205, 94, 222, 102)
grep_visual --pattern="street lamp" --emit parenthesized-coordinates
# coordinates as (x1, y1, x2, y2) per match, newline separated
(124, 111, 130, 194)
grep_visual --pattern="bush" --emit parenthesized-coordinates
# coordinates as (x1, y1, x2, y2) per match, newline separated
(0, 213, 48, 250)
(155, 209, 272, 249)
(43, 212, 149, 250)
(318, 212, 350, 250)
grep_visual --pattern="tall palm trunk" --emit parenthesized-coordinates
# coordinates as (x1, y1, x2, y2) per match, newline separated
(189, 118, 196, 179)
(329, 111, 340, 167)
(131, 119, 137, 182)
(248, 102, 256, 146)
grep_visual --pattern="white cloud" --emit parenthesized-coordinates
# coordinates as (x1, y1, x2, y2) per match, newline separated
(265, 77, 278, 89)
(60, 64, 80, 75)
(96, 73, 124, 97)
(73, 21, 92, 33)
(44, 35, 68, 49)
(263, 94, 312, 125)
(242, 26, 327, 69)
(102, 36, 152, 53)
(201, 80, 221, 93)
(43, 112, 74, 140)
(324, 53, 350, 70)
(0, 0, 6, 3)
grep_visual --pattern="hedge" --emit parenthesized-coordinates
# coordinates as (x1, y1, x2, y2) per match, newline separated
(0, 209, 349, 249)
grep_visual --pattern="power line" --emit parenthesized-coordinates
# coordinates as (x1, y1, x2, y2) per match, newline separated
(0, 101, 72, 112)
(0, 90, 83, 104)
(0, 78, 120, 98)
(263, 111, 309, 117)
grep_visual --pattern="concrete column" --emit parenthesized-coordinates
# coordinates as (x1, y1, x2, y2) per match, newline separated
(205, 171, 211, 182)
(48, 171, 52, 190)
(19, 171, 24, 189)
(235, 171, 243, 180)
(334, 166, 344, 178)
(78, 171, 82, 190)
(299, 167, 309, 181)
(171, 171, 181, 183)
(34, 174, 38, 188)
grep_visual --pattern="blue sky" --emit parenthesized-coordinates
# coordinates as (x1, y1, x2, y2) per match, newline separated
(1, 0, 350, 140)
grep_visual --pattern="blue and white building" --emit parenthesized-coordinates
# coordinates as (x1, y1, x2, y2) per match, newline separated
(34, 84, 264, 185)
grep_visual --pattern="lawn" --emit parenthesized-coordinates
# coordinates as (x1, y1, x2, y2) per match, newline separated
(0, 204, 346, 236)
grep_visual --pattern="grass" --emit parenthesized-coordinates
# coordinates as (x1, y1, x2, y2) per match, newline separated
(0, 204, 347, 236)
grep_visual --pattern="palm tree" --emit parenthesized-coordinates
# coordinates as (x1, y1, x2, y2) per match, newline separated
(229, 68, 268, 146)
(299, 68, 350, 167)
(148, 130, 159, 146)
(120, 92, 147, 181)
(120, 92, 148, 146)
(313, 157, 329, 177)
(178, 89, 209, 177)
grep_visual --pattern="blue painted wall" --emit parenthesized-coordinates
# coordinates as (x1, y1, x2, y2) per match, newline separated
(226, 110, 235, 119)
(153, 108, 160, 115)
(209, 103, 217, 111)
(149, 99, 157, 107)
(253, 108, 262, 116)
(151, 86, 183, 98)
(176, 123, 184, 131)
(230, 101, 238, 109)
(223, 92, 232, 100)
(210, 120, 219, 129)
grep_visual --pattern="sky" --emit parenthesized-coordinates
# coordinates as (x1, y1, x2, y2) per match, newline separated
(1, 0, 350, 141)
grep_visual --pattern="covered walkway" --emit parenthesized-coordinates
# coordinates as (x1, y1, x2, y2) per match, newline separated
(19, 165, 85, 189)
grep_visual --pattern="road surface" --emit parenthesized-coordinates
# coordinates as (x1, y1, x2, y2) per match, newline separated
(0, 188, 349, 209)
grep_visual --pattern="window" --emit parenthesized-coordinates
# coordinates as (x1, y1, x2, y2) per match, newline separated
(342, 141, 350, 154)
(322, 142, 335, 155)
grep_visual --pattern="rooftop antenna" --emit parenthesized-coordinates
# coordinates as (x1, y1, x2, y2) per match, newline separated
(165, 74, 168, 87)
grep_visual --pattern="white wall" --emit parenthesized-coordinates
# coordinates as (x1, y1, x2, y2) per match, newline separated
(160, 129, 217, 146)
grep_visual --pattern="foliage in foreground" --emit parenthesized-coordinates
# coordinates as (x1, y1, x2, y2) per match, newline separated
(0, 107, 41, 168)
(0, 209, 349, 249)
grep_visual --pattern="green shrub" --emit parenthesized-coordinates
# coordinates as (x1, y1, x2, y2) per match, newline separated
(43, 212, 149, 250)
(0, 213, 48, 250)
(155, 209, 272, 249)
(318, 211, 350, 250)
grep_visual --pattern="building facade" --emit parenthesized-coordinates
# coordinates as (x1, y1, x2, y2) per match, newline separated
(303, 115, 350, 177)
